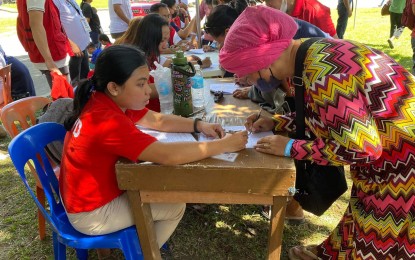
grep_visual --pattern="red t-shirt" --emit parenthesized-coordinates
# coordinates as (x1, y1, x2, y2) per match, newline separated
(60, 92, 157, 213)
(172, 16, 181, 30)
(291, 0, 337, 37)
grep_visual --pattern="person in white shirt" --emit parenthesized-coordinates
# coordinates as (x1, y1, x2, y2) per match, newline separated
(53, 0, 91, 87)
(108, 0, 133, 39)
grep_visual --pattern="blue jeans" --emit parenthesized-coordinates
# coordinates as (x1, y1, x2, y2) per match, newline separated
(336, 1, 350, 39)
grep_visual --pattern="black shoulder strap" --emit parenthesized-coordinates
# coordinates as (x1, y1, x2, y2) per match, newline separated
(293, 38, 322, 140)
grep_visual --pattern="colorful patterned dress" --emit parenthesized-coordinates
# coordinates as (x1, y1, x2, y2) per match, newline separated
(273, 38, 415, 259)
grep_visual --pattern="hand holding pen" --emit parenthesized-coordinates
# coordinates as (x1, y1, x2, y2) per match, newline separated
(244, 108, 275, 133)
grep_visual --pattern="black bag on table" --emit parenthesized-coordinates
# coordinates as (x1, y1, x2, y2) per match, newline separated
(291, 38, 348, 216)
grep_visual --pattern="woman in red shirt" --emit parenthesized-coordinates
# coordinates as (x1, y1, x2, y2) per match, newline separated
(116, 14, 170, 112)
(61, 45, 248, 247)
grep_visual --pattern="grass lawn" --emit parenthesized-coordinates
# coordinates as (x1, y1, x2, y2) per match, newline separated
(0, 18, 16, 34)
(0, 7, 414, 260)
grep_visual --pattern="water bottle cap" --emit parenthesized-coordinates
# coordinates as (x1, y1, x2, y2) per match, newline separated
(172, 50, 187, 65)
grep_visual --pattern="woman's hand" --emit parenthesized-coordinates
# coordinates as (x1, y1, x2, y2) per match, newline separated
(221, 131, 248, 152)
(254, 135, 291, 156)
(245, 113, 275, 133)
(233, 87, 250, 99)
(202, 45, 214, 52)
(198, 122, 225, 139)
(234, 74, 250, 87)
(201, 57, 211, 68)
(70, 41, 83, 57)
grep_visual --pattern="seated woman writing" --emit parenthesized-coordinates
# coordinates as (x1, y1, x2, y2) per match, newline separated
(60, 45, 248, 249)
(116, 15, 210, 112)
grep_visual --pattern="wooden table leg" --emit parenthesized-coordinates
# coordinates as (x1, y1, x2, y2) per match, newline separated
(267, 196, 288, 259)
(127, 191, 161, 260)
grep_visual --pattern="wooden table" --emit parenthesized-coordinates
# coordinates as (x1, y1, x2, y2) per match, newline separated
(116, 79, 296, 259)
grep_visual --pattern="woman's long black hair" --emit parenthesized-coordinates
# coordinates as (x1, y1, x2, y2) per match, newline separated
(64, 45, 147, 130)
(205, 0, 248, 38)
(116, 14, 168, 60)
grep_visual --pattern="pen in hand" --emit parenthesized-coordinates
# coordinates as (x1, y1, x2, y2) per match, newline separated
(250, 108, 263, 134)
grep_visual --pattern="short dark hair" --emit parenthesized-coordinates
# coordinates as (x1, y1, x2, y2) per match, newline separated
(98, 34, 111, 43)
(87, 42, 96, 49)
(205, 0, 248, 37)
(160, 0, 176, 9)
(150, 2, 168, 13)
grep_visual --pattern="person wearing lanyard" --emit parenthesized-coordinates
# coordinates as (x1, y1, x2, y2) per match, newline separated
(53, 0, 91, 88)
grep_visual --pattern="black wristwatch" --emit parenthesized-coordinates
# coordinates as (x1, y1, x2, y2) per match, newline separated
(193, 118, 202, 133)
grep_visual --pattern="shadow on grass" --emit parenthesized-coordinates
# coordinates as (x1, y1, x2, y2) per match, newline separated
(169, 204, 336, 259)
(0, 136, 11, 153)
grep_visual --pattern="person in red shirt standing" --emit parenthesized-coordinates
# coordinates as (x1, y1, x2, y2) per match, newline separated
(265, 0, 338, 38)
(60, 45, 248, 248)
(16, 0, 72, 88)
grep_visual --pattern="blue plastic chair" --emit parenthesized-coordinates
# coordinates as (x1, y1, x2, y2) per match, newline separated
(8, 122, 144, 260)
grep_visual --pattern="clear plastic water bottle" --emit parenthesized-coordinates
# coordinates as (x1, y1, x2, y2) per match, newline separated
(149, 61, 174, 114)
(158, 81, 174, 114)
(191, 65, 204, 108)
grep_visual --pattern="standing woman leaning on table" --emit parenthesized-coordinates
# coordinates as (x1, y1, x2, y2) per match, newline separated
(220, 5, 415, 260)
(60, 45, 248, 248)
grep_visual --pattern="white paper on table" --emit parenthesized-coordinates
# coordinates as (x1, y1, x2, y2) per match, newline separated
(188, 48, 205, 54)
(209, 83, 238, 95)
(198, 126, 273, 148)
(211, 152, 239, 162)
(137, 126, 196, 143)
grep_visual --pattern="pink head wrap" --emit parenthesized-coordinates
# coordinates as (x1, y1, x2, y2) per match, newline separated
(219, 6, 298, 78)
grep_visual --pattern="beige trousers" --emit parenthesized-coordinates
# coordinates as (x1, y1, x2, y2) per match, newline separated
(67, 193, 185, 247)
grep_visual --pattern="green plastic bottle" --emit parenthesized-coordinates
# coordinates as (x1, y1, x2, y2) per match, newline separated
(171, 51, 196, 117)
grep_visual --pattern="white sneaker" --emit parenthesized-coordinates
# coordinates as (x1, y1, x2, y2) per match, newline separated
(393, 26, 405, 39)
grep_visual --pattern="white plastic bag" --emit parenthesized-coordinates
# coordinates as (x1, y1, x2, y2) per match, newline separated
(149, 61, 173, 114)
